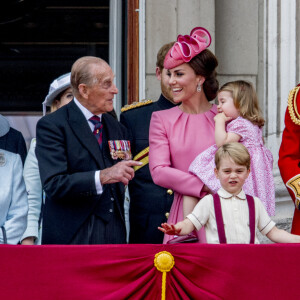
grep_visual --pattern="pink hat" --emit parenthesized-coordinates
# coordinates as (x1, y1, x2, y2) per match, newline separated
(164, 27, 211, 69)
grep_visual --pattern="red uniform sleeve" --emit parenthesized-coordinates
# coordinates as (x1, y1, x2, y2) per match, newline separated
(278, 85, 300, 208)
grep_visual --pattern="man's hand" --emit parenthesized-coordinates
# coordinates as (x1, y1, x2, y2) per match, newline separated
(100, 160, 142, 185)
(158, 223, 181, 235)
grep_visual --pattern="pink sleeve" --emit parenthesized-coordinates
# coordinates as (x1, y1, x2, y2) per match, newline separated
(149, 112, 204, 198)
(226, 118, 248, 139)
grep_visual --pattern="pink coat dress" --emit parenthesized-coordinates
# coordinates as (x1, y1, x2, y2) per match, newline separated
(149, 105, 217, 243)
(189, 116, 275, 216)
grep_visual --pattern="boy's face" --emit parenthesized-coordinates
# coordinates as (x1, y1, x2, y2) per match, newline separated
(214, 156, 250, 195)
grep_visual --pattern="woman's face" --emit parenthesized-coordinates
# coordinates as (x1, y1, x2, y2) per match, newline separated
(217, 91, 239, 118)
(55, 87, 73, 109)
(167, 63, 201, 103)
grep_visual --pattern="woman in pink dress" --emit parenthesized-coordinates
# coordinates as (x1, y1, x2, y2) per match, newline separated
(149, 27, 219, 243)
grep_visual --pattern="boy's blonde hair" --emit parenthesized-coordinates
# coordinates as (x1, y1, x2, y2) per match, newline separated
(215, 142, 250, 170)
(219, 80, 265, 127)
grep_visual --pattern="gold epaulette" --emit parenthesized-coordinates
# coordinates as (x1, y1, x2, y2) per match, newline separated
(121, 99, 153, 112)
(286, 174, 300, 209)
(287, 86, 300, 125)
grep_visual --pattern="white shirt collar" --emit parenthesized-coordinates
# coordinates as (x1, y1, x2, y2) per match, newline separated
(217, 187, 246, 200)
(73, 97, 102, 121)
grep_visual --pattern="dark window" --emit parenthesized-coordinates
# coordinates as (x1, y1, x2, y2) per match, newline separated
(0, 0, 110, 113)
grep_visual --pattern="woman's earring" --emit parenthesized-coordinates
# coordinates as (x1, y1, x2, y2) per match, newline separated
(197, 84, 202, 92)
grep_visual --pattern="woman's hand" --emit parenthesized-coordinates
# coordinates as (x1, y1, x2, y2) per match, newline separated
(21, 237, 35, 245)
(158, 223, 181, 235)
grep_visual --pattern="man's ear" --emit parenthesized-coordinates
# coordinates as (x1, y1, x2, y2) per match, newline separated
(78, 83, 88, 99)
(214, 168, 219, 179)
(156, 67, 162, 81)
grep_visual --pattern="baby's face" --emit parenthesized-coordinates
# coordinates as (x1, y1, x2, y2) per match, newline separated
(217, 91, 239, 119)
(214, 156, 250, 195)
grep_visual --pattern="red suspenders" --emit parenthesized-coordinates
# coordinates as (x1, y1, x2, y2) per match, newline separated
(213, 193, 255, 244)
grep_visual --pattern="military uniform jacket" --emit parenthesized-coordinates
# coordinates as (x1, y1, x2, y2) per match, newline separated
(120, 94, 175, 243)
(278, 83, 300, 234)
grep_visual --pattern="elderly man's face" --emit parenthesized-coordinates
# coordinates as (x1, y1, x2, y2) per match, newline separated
(84, 63, 118, 115)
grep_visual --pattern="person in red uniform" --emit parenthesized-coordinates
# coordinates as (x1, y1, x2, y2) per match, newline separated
(278, 83, 300, 234)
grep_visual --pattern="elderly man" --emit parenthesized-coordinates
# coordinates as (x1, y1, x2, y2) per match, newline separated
(36, 56, 141, 244)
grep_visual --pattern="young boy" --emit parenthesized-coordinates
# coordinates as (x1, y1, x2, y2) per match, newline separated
(159, 142, 300, 244)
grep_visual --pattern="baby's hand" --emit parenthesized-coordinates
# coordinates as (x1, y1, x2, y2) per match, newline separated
(158, 223, 181, 235)
(214, 112, 232, 123)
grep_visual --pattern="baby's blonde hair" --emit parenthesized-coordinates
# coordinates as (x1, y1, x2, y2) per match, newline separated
(219, 80, 265, 127)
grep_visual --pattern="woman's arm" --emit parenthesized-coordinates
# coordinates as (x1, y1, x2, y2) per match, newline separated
(3, 155, 28, 244)
(21, 139, 42, 245)
(149, 112, 204, 198)
(214, 113, 240, 147)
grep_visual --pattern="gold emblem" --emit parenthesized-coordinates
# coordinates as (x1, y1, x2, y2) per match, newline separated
(167, 189, 173, 195)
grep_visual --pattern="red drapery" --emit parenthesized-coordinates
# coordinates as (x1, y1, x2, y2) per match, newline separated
(1, 244, 299, 300)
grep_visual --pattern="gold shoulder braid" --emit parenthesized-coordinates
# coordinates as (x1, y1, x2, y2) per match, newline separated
(286, 174, 300, 210)
(121, 99, 153, 112)
(287, 86, 300, 125)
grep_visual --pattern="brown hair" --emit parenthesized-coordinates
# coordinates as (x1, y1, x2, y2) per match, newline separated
(215, 142, 250, 170)
(188, 49, 219, 101)
(156, 42, 175, 70)
(71, 56, 107, 97)
(219, 80, 265, 127)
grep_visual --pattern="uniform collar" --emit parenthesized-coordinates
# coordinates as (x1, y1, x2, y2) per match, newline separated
(217, 187, 246, 200)
(157, 94, 176, 110)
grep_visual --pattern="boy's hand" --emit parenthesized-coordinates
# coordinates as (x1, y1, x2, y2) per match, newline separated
(158, 223, 181, 235)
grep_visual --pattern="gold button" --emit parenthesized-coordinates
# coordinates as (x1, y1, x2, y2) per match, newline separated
(165, 212, 170, 219)
(298, 181, 300, 187)
(167, 189, 173, 195)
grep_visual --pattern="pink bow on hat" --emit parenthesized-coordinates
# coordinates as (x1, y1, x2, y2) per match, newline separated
(164, 27, 211, 69)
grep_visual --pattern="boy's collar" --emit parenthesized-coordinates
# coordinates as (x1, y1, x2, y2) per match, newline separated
(217, 188, 246, 200)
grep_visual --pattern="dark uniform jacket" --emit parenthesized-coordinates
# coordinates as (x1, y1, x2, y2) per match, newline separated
(120, 94, 175, 243)
(36, 100, 128, 244)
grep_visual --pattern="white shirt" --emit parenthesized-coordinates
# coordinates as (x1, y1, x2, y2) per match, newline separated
(186, 188, 275, 244)
(74, 98, 103, 195)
